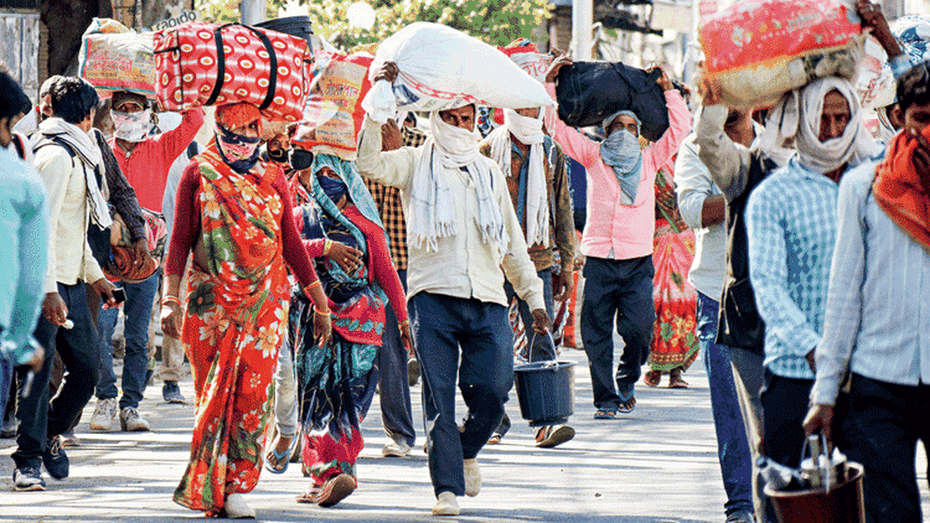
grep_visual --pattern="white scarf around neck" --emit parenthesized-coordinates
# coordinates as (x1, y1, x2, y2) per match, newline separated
(407, 112, 507, 256)
(760, 77, 881, 174)
(488, 109, 549, 247)
(33, 117, 112, 228)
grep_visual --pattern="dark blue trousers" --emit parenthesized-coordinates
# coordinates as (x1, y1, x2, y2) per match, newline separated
(378, 269, 416, 447)
(13, 282, 99, 469)
(580, 255, 655, 408)
(760, 369, 813, 469)
(409, 292, 513, 497)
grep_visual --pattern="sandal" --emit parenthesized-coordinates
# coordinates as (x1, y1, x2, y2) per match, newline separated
(617, 396, 636, 414)
(296, 484, 323, 504)
(594, 408, 618, 420)
(316, 473, 356, 507)
(264, 431, 296, 475)
(668, 368, 689, 389)
(643, 370, 662, 387)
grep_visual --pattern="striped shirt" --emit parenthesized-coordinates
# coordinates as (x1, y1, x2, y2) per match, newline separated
(811, 160, 930, 405)
(746, 158, 843, 380)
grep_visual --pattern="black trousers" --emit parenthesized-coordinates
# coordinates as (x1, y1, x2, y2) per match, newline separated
(842, 374, 930, 523)
(760, 369, 813, 469)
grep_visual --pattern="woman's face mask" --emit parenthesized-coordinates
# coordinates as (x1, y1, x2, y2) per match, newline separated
(111, 108, 153, 143)
(215, 124, 261, 173)
(317, 172, 349, 204)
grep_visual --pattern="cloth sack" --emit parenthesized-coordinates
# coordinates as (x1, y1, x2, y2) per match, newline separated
(554, 62, 670, 142)
(101, 207, 167, 284)
(362, 22, 553, 123)
(79, 18, 156, 98)
(154, 22, 311, 122)
(700, 0, 863, 108)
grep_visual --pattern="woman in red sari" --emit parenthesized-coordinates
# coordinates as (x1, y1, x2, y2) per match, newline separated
(644, 162, 700, 388)
(160, 102, 332, 519)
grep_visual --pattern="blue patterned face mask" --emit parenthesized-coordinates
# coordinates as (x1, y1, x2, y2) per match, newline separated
(600, 129, 643, 205)
(317, 173, 349, 204)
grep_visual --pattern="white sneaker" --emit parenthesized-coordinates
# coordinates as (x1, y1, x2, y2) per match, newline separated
(119, 407, 150, 432)
(432, 491, 460, 516)
(223, 493, 256, 519)
(382, 438, 412, 457)
(463, 458, 481, 497)
(89, 397, 117, 431)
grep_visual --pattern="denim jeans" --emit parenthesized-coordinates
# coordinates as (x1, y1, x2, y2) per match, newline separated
(580, 255, 655, 408)
(14, 282, 99, 469)
(697, 292, 754, 518)
(409, 292, 513, 497)
(96, 270, 159, 409)
(379, 269, 416, 447)
(504, 268, 556, 362)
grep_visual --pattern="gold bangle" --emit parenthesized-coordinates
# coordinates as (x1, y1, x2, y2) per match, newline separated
(162, 296, 182, 307)
(304, 280, 322, 294)
(314, 306, 331, 316)
(323, 239, 333, 255)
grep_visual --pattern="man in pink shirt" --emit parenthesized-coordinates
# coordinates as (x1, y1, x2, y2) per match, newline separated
(89, 91, 203, 433)
(544, 54, 691, 419)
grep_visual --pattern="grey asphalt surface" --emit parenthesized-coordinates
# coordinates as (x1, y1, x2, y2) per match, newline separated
(1, 347, 927, 523)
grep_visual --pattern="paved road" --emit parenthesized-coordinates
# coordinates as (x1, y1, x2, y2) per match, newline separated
(1, 348, 927, 522)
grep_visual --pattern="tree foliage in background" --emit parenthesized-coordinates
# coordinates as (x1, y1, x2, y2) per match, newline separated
(310, 0, 552, 50)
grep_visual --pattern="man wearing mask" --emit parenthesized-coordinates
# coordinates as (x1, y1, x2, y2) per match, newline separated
(13, 77, 117, 490)
(479, 106, 576, 448)
(89, 91, 203, 433)
(746, 77, 882, 472)
(357, 63, 549, 517)
(544, 52, 691, 419)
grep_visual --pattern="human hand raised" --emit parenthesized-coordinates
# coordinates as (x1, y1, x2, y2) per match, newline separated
(545, 48, 573, 84)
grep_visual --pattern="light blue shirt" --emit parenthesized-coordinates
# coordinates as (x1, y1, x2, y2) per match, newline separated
(812, 160, 930, 405)
(746, 158, 842, 380)
(0, 146, 48, 365)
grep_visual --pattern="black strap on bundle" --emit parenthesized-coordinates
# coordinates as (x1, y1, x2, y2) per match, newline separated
(205, 23, 278, 111)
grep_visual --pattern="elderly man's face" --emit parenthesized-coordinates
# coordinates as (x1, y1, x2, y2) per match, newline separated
(608, 114, 639, 137)
(819, 90, 851, 142)
(438, 105, 475, 132)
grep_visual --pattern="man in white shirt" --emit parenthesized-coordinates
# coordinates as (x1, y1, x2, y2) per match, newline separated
(12, 77, 116, 490)
(357, 63, 548, 517)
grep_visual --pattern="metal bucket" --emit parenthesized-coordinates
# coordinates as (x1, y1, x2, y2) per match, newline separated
(513, 360, 576, 427)
(765, 462, 866, 523)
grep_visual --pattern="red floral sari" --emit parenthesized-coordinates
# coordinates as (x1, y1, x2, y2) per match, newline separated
(648, 165, 699, 372)
(173, 147, 290, 515)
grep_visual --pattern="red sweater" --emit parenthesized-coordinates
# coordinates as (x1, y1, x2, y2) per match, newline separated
(165, 161, 318, 288)
(110, 108, 205, 212)
(296, 205, 408, 323)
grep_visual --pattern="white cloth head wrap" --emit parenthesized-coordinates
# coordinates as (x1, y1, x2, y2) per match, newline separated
(407, 111, 507, 256)
(760, 77, 881, 174)
(487, 108, 549, 247)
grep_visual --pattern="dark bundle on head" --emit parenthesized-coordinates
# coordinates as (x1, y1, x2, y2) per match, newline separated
(50, 77, 99, 125)
(897, 62, 930, 113)
(0, 71, 29, 120)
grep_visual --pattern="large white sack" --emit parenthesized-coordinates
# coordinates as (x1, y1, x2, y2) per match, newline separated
(362, 22, 554, 123)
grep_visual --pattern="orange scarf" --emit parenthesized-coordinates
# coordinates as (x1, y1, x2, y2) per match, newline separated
(873, 126, 930, 251)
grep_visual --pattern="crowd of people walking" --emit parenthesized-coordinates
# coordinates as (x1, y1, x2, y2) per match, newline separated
(1, 1, 929, 521)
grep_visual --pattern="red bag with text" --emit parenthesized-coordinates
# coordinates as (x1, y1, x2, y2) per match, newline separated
(154, 22, 311, 122)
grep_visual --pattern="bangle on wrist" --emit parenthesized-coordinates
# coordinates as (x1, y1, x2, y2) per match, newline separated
(162, 296, 182, 307)
(304, 280, 322, 295)
(314, 306, 331, 316)
(323, 239, 333, 255)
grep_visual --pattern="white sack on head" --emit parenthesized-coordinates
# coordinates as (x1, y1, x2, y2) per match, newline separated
(362, 22, 554, 123)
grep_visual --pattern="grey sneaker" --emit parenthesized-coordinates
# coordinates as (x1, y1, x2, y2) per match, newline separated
(89, 397, 118, 431)
(119, 407, 150, 432)
(726, 511, 755, 523)
(162, 381, 187, 404)
(13, 467, 46, 491)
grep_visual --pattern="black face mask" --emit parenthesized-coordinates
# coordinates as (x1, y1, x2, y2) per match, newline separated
(290, 148, 314, 171)
(267, 148, 289, 163)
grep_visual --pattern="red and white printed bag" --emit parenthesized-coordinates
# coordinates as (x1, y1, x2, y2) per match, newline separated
(154, 22, 311, 122)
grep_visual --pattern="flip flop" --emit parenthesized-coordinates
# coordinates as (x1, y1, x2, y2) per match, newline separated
(296, 485, 323, 504)
(264, 433, 295, 474)
(594, 408, 618, 420)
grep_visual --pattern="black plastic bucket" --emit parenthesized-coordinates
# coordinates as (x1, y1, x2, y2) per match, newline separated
(255, 16, 314, 51)
(514, 360, 576, 427)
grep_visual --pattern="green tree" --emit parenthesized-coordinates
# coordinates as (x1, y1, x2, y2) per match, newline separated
(269, 0, 552, 51)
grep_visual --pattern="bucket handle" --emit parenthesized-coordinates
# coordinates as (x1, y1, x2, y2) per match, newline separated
(526, 330, 559, 367)
(800, 433, 834, 490)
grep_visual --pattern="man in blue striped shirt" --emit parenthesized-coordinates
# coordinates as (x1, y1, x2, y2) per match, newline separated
(746, 76, 881, 470)
(804, 64, 930, 523)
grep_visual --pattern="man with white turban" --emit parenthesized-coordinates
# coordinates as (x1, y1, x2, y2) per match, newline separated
(357, 63, 549, 517)
(479, 106, 576, 449)
(746, 76, 882, 472)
